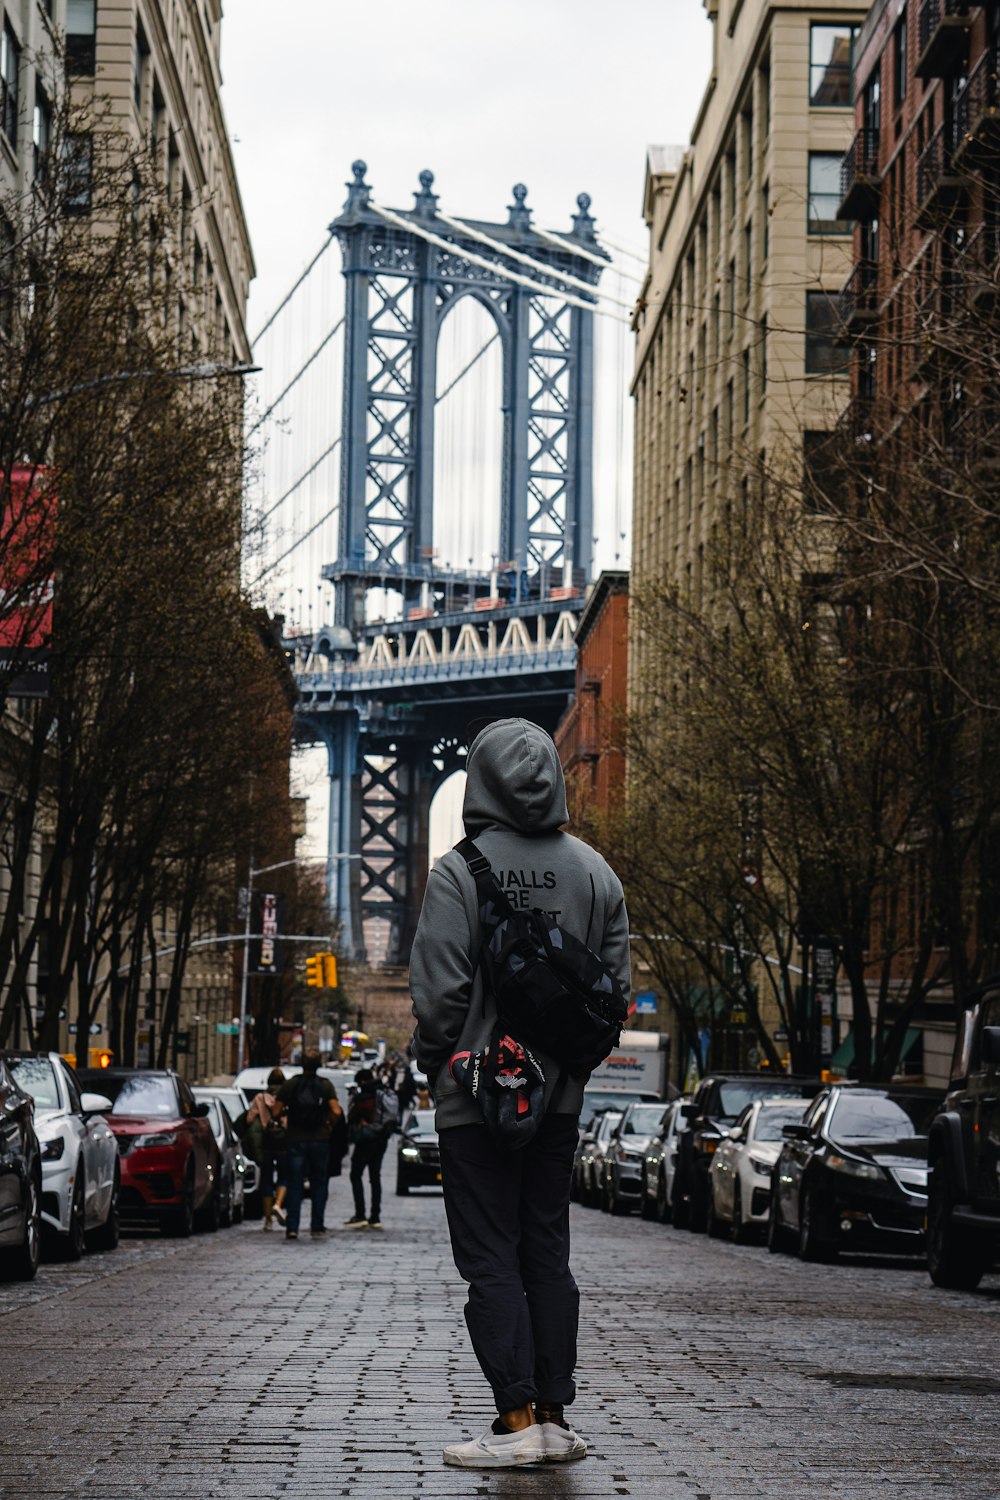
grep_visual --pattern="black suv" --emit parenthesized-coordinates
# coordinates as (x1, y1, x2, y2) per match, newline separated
(0, 1054, 42, 1280)
(676, 1071, 818, 1231)
(927, 975, 1000, 1290)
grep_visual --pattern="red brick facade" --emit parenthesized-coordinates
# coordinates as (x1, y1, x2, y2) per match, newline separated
(554, 571, 629, 831)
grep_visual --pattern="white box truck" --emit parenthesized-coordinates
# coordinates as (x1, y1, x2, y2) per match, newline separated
(587, 1030, 669, 1099)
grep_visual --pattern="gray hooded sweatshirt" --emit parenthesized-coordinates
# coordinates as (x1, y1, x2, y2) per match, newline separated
(409, 717, 631, 1130)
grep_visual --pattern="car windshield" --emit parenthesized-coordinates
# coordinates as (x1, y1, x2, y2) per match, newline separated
(624, 1105, 666, 1135)
(755, 1104, 809, 1142)
(580, 1092, 653, 1130)
(214, 1094, 243, 1125)
(103, 1076, 179, 1117)
(407, 1110, 436, 1134)
(718, 1082, 794, 1119)
(10, 1058, 59, 1109)
(596, 1112, 623, 1143)
(829, 1094, 930, 1141)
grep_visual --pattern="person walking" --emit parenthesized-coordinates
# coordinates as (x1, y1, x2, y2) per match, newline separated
(276, 1051, 342, 1241)
(410, 718, 630, 1470)
(237, 1067, 288, 1230)
(345, 1068, 395, 1229)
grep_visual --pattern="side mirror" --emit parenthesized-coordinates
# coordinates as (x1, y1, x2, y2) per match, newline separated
(81, 1092, 112, 1115)
(191, 1101, 211, 1118)
(983, 1026, 1000, 1066)
(727, 1127, 742, 1140)
(782, 1123, 810, 1141)
(680, 1103, 697, 1120)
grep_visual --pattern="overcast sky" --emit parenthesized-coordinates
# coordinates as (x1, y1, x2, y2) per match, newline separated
(221, 0, 713, 331)
(220, 0, 714, 862)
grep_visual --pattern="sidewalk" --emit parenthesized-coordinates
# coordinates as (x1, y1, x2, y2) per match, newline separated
(1, 1169, 998, 1499)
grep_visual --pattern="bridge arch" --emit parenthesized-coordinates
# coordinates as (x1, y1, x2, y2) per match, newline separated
(433, 294, 505, 577)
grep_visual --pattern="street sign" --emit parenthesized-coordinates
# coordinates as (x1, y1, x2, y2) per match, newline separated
(730, 1009, 748, 1025)
(216, 1022, 239, 1036)
(174, 1031, 191, 1055)
(634, 991, 657, 1014)
(773, 1028, 789, 1043)
(89, 1022, 102, 1035)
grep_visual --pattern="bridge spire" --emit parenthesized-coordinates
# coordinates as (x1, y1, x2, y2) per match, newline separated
(507, 182, 532, 231)
(413, 169, 438, 217)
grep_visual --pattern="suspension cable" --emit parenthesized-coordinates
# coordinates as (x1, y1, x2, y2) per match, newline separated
(370, 202, 631, 325)
(250, 233, 335, 348)
(248, 317, 344, 438)
(259, 435, 341, 525)
(591, 230, 648, 267)
(433, 209, 635, 310)
(249, 489, 340, 588)
(436, 331, 500, 403)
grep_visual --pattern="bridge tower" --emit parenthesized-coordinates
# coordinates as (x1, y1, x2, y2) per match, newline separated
(296, 162, 607, 963)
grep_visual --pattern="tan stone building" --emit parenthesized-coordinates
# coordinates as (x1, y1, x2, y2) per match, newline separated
(631, 0, 869, 669)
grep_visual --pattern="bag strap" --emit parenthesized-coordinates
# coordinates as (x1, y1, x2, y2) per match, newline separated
(454, 836, 517, 928)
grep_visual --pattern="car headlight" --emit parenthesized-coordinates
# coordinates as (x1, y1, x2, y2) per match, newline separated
(401, 1146, 421, 1160)
(42, 1137, 65, 1161)
(131, 1132, 176, 1150)
(828, 1153, 883, 1181)
(749, 1155, 772, 1176)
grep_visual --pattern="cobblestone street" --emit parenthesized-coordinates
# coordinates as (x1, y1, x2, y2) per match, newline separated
(2, 1174, 998, 1500)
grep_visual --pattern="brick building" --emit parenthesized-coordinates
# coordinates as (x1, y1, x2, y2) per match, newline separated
(554, 570, 629, 831)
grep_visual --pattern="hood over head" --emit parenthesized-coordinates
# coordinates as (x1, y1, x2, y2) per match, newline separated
(463, 718, 568, 836)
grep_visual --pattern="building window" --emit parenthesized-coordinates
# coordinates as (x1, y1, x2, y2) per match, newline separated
(1, 20, 20, 146)
(134, 25, 149, 110)
(32, 87, 50, 181)
(759, 314, 767, 395)
(62, 133, 93, 216)
(805, 291, 850, 374)
(744, 222, 752, 301)
(742, 347, 751, 425)
(894, 15, 907, 109)
(66, 0, 97, 77)
(809, 24, 857, 107)
(808, 153, 846, 234)
(803, 429, 848, 513)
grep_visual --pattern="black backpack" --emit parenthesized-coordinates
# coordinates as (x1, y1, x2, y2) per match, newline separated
(287, 1074, 327, 1132)
(457, 837, 628, 1075)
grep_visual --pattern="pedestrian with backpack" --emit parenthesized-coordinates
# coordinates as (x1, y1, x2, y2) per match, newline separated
(276, 1050, 343, 1241)
(345, 1068, 399, 1228)
(410, 717, 630, 1470)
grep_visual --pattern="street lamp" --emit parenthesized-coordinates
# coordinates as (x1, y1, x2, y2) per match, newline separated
(236, 852, 361, 1073)
(29, 361, 259, 409)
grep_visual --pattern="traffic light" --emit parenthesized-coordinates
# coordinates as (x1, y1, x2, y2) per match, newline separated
(89, 1048, 113, 1069)
(305, 953, 323, 987)
(322, 952, 338, 989)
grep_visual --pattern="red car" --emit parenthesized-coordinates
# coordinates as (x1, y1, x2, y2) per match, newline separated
(77, 1068, 220, 1237)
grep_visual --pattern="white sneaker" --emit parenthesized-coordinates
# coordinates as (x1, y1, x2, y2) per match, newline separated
(442, 1421, 546, 1469)
(539, 1420, 587, 1462)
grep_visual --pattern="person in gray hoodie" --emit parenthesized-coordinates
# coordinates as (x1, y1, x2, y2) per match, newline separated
(410, 717, 630, 1470)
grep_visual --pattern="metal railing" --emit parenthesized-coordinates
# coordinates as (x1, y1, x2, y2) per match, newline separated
(916, 121, 961, 212)
(840, 129, 881, 214)
(955, 44, 1000, 149)
(918, 0, 971, 67)
(839, 259, 879, 325)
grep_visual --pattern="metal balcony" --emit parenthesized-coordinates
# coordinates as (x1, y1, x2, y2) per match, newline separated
(954, 46, 1000, 165)
(916, 0, 972, 79)
(916, 123, 966, 225)
(838, 260, 879, 336)
(839, 130, 881, 221)
(960, 223, 1000, 310)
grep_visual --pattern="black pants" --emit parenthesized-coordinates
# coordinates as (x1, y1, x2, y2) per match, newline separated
(350, 1134, 387, 1219)
(438, 1114, 579, 1414)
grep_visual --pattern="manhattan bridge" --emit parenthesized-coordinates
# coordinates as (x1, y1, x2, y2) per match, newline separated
(246, 161, 637, 965)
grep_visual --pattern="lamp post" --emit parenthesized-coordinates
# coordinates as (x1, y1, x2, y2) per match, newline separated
(29, 361, 259, 409)
(236, 852, 361, 1073)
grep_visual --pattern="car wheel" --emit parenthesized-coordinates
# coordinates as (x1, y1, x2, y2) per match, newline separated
(8, 1174, 41, 1281)
(640, 1178, 657, 1221)
(927, 1162, 990, 1291)
(656, 1170, 673, 1225)
(767, 1194, 789, 1255)
(65, 1172, 87, 1262)
(165, 1169, 195, 1238)
(688, 1177, 707, 1234)
(233, 1194, 244, 1226)
(91, 1172, 120, 1253)
(195, 1182, 221, 1234)
(395, 1174, 410, 1196)
(798, 1183, 836, 1263)
(732, 1188, 751, 1245)
(220, 1181, 233, 1229)
(706, 1185, 727, 1239)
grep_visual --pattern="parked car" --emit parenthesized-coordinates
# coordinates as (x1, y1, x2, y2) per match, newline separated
(193, 1088, 258, 1226)
(579, 1088, 661, 1133)
(768, 1084, 944, 1261)
(396, 1107, 440, 1194)
(640, 1098, 690, 1223)
(708, 1097, 811, 1243)
(573, 1108, 622, 1208)
(235, 1065, 353, 1103)
(600, 1101, 669, 1215)
(927, 976, 1000, 1290)
(78, 1068, 220, 1237)
(192, 1084, 248, 1127)
(676, 1072, 818, 1233)
(5, 1051, 119, 1258)
(0, 1054, 41, 1280)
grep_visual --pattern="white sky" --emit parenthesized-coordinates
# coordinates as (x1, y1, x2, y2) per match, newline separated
(220, 0, 714, 863)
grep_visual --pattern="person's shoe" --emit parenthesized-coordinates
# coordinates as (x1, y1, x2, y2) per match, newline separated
(273, 1207, 286, 1226)
(442, 1420, 545, 1469)
(537, 1421, 587, 1463)
(309, 1226, 327, 1236)
(367, 1218, 382, 1229)
(262, 1217, 272, 1231)
(285, 1230, 298, 1241)
(343, 1215, 368, 1228)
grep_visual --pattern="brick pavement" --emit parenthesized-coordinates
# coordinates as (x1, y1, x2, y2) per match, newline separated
(1, 1170, 999, 1500)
